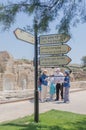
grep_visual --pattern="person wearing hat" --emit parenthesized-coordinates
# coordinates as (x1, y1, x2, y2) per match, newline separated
(54, 68, 64, 101)
(63, 70, 70, 103)
(40, 69, 48, 102)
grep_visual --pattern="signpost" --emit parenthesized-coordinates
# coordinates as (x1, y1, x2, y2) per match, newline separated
(14, 26, 71, 122)
(40, 33, 70, 44)
(14, 25, 39, 123)
(40, 44, 71, 55)
(40, 55, 71, 67)
(14, 28, 35, 44)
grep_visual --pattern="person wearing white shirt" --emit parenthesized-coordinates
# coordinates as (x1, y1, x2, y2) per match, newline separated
(54, 68, 64, 101)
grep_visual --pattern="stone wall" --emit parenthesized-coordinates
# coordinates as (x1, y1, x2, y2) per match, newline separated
(0, 51, 34, 92)
(71, 81, 86, 89)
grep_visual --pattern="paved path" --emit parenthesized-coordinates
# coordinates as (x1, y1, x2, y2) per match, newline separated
(0, 91, 86, 123)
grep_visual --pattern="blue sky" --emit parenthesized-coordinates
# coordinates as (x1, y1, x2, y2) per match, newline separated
(0, 2, 86, 65)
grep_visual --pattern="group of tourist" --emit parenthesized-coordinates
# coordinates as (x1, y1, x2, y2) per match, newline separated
(38, 68, 71, 103)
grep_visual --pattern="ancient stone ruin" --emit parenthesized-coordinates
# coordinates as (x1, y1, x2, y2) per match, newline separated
(0, 51, 34, 91)
(0, 51, 86, 101)
(0, 51, 35, 100)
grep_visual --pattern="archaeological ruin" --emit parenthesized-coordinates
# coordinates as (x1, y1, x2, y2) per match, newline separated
(0, 51, 86, 101)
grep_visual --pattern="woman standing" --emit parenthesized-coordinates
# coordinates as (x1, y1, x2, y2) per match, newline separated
(63, 70, 70, 103)
(40, 70, 48, 102)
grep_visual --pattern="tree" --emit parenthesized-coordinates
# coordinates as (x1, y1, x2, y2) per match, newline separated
(0, 0, 86, 34)
(81, 56, 86, 66)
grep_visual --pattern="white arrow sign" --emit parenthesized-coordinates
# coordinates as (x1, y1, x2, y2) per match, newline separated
(40, 44, 71, 55)
(40, 33, 70, 45)
(14, 28, 35, 44)
(40, 55, 71, 67)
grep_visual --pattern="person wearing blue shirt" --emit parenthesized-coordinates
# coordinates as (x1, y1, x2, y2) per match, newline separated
(40, 69, 48, 102)
(63, 70, 70, 103)
(38, 76, 42, 101)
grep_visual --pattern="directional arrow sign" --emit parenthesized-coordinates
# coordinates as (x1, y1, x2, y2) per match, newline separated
(40, 55, 71, 67)
(40, 44, 71, 55)
(40, 33, 70, 45)
(14, 28, 35, 44)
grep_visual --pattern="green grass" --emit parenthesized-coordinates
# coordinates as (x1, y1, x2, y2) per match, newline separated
(0, 110, 86, 130)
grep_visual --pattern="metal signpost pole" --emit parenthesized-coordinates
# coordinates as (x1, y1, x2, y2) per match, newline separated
(34, 18, 39, 123)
